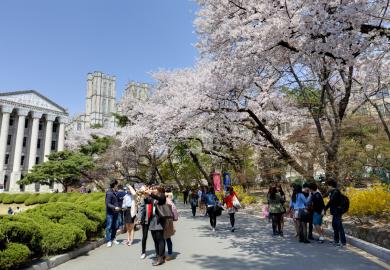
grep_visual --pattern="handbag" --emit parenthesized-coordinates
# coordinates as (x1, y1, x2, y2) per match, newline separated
(155, 204, 173, 219)
(214, 205, 223, 217)
(232, 195, 242, 209)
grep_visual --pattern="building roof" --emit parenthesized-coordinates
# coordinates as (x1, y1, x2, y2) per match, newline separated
(0, 90, 68, 114)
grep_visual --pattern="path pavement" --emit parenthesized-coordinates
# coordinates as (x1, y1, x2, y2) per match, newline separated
(53, 205, 387, 270)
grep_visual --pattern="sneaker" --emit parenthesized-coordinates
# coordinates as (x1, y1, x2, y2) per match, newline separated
(127, 240, 133, 246)
(140, 253, 146, 259)
(231, 227, 235, 232)
(106, 241, 112, 247)
(303, 240, 311, 244)
(212, 228, 215, 232)
(165, 254, 174, 261)
(113, 240, 120, 245)
(308, 236, 315, 240)
(279, 232, 284, 237)
(318, 236, 325, 243)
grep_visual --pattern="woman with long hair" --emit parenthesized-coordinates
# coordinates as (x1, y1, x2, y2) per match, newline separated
(122, 185, 137, 246)
(289, 184, 310, 243)
(224, 186, 238, 232)
(165, 188, 178, 261)
(267, 186, 285, 236)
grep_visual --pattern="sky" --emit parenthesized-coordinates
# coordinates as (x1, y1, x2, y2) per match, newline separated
(0, 0, 199, 115)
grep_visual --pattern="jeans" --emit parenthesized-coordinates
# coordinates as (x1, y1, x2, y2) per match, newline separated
(191, 205, 197, 216)
(207, 207, 217, 228)
(229, 213, 235, 228)
(166, 238, 173, 255)
(151, 230, 165, 257)
(105, 213, 118, 242)
(116, 211, 124, 230)
(141, 223, 150, 254)
(299, 221, 308, 241)
(332, 214, 346, 244)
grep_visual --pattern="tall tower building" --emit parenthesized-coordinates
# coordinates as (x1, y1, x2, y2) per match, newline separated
(123, 81, 150, 101)
(85, 71, 116, 128)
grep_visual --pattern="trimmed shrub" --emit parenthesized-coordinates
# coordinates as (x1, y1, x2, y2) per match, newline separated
(0, 221, 42, 256)
(48, 193, 61, 202)
(0, 243, 30, 270)
(13, 193, 32, 204)
(2, 194, 15, 204)
(36, 193, 54, 204)
(40, 223, 86, 255)
(0, 193, 5, 203)
(24, 194, 39, 206)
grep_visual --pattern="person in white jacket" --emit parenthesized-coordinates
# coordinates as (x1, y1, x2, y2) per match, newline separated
(122, 184, 137, 246)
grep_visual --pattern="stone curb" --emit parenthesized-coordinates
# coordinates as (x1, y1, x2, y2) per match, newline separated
(322, 227, 390, 264)
(23, 238, 106, 270)
(240, 208, 390, 264)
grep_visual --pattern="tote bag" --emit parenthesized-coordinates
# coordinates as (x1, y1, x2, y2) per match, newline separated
(156, 204, 174, 219)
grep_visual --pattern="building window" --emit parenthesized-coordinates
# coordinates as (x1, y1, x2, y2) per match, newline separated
(5, 154, 9, 165)
(7, 135, 11, 145)
(23, 137, 27, 147)
(21, 156, 25, 166)
(35, 157, 40, 164)
(51, 141, 56, 151)
(25, 119, 29, 128)
(37, 139, 41, 149)
(9, 118, 14, 126)
(53, 123, 58, 133)
(39, 121, 43, 131)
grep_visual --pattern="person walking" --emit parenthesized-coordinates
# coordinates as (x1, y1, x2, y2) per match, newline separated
(122, 185, 137, 246)
(268, 186, 285, 236)
(223, 186, 238, 232)
(189, 190, 199, 217)
(105, 179, 120, 247)
(115, 185, 127, 234)
(204, 187, 219, 232)
(324, 179, 347, 247)
(183, 188, 189, 205)
(147, 186, 167, 266)
(308, 182, 325, 243)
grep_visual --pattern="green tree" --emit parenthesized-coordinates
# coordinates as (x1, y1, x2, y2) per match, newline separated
(18, 151, 94, 192)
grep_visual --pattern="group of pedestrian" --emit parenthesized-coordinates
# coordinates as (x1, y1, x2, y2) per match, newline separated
(7, 206, 22, 215)
(267, 178, 346, 247)
(105, 180, 179, 267)
(187, 186, 240, 233)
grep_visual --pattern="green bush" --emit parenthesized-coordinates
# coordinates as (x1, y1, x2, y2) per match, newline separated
(40, 223, 86, 255)
(24, 194, 39, 206)
(0, 230, 6, 250)
(13, 193, 32, 204)
(0, 193, 5, 203)
(0, 243, 30, 270)
(48, 193, 61, 202)
(36, 193, 54, 204)
(0, 221, 42, 256)
(2, 194, 15, 204)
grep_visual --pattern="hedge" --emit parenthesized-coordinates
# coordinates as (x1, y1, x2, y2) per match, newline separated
(0, 243, 30, 270)
(13, 193, 32, 204)
(0, 192, 106, 269)
(2, 194, 15, 204)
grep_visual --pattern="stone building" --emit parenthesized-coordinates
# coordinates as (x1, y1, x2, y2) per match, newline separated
(0, 90, 68, 192)
(69, 72, 151, 132)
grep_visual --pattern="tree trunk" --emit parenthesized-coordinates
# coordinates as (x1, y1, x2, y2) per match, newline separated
(189, 151, 211, 184)
(168, 156, 183, 189)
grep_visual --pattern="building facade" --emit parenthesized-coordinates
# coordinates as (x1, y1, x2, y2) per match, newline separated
(68, 72, 151, 132)
(0, 90, 68, 192)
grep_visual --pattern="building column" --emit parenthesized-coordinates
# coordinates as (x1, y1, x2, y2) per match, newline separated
(0, 106, 14, 188)
(9, 109, 29, 193)
(25, 112, 43, 192)
(57, 117, 66, 151)
(40, 115, 56, 192)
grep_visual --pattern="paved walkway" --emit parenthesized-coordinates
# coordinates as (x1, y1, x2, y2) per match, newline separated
(53, 205, 387, 270)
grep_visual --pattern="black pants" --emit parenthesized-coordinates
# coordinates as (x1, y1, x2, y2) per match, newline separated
(151, 230, 165, 257)
(332, 214, 346, 244)
(308, 213, 313, 238)
(141, 223, 150, 254)
(207, 207, 216, 228)
(299, 221, 308, 241)
(191, 205, 197, 216)
(229, 213, 235, 227)
(271, 213, 282, 235)
(183, 195, 188, 204)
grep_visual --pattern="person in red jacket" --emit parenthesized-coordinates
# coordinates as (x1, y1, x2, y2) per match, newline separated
(224, 186, 239, 232)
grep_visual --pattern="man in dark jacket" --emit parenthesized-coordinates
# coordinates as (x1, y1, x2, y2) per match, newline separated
(324, 179, 346, 247)
(106, 179, 120, 247)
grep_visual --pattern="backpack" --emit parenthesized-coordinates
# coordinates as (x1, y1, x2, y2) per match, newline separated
(339, 193, 350, 214)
